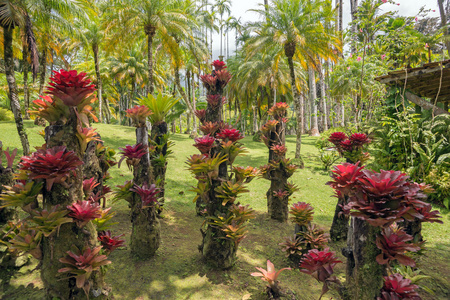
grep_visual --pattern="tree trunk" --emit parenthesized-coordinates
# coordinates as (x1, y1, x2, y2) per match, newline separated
(309, 66, 320, 136)
(146, 28, 156, 95)
(294, 94, 303, 159)
(438, 0, 450, 57)
(318, 62, 328, 131)
(4, 26, 30, 156)
(192, 73, 198, 136)
(41, 109, 107, 299)
(350, 0, 359, 54)
(344, 218, 384, 299)
(39, 46, 47, 95)
(330, 195, 349, 241)
(131, 127, 160, 258)
(266, 122, 289, 222)
(22, 44, 30, 120)
(286, 49, 302, 158)
(93, 44, 103, 122)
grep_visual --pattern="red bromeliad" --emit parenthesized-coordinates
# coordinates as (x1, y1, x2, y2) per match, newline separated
(46, 70, 96, 107)
(300, 248, 342, 282)
(376, 224, 421, 267)
(327, 163, 364, 196)
(377, 273, 421, 300)
(130, 183, 160, 208)
(82, 177, 100, 198)
(193, 134, 216, 155)
(58, 245, 111, 296)
(216, 128, 244, 143)
(97, 230, 125, 253)
(212, 60, 226, 71)
(67, 200, 102, 228)
(194, 109, 207, 124)
(19, 146, 83, 191)
(118, 144, 148, 169)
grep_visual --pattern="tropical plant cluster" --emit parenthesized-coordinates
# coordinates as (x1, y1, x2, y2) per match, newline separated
(1, 69, 120, 298)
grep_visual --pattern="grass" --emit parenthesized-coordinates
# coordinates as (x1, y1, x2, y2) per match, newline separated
(1, 120, 449, 299)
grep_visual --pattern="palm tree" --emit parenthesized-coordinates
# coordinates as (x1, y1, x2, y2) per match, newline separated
(30, 0, 90, 94)
(73, 5, 106, 122)
(248, 0, 340, 157)
(213, 0, 231, 58)
(109, 42, 148, 120)
(108, 0, 191, 95)
(0, 0, 40, 155)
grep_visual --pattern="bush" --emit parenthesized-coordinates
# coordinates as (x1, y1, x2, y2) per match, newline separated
(0, 108, 14, 121)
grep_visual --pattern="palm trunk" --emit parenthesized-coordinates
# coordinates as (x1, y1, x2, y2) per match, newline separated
(4, 26, 30, 155)
(92, 44, 103, 122)
(22, 45, 30, 120)
(350, 0, 358, 53)
(286, 45, 302, 158)
(192, 73, 198, 135)
(309, 66, 320, 136)
(39, 46, 47, 95)
(438, 0, 450, 57)
(318, 62, 328, 131)
(146, 28, 156, 95)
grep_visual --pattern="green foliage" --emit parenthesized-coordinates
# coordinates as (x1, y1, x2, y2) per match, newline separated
(0, 107, 14, 121)
(92, 208, 118, 232)
(9, 227, 43, 260)
(139, 93, 179, 124)
(215, 181, 249, 206)
(369, 111, 450, 207)
(0, 181, 42, 212)
(28, 206, 73, 238)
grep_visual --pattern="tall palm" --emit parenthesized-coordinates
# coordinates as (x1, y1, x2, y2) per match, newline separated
(109, 43, 148, 115)
(213, 0, 231, 58)
(248, 0, 340, 157)
(30, 0, 90, 94)
(73, 4, 106, 122)
(0, 0, 40, 155)
(108, 0, 191, 95)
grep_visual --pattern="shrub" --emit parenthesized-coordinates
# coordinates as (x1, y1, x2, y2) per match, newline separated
(0, 107, 14, 121)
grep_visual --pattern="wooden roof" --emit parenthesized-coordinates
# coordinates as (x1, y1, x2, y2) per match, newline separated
(375, 60, 450, 104)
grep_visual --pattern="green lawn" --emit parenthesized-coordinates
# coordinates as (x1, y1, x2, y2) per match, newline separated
(1, 121, 449, 299)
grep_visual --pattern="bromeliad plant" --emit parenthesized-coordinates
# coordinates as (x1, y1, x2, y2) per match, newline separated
(259, 102, 298, 222)
(377, 273, 421, 300)
(251, 260, 291, 298)
(327, 162, 365, 241)
(126, 105, 153, 128)
(58, 245, 111, 297)
(281, 202, 329, 265)
(324, 162, 442, 299)
(139, 93, 179, 208)
(19, 146, 84, 191)
(187, 60, 254, 269)
(300, 248, 343, 300)
(328, 132, 371, 164)
(1, 69, 120, 298)
(118, 144, 148, 170)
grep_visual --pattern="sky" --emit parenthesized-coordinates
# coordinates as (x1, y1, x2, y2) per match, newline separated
(210, 0, 441, 58)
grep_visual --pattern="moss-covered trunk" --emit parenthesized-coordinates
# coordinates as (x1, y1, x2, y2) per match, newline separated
(330, 195, 349, 242)
(267, 118, 288, 222)
(344, 217, 383, 300)
(130, 127, 160, 258)
(150, 122, 168, 211)
(0, 166, 14, 225)
(41, 110, 106, 299)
